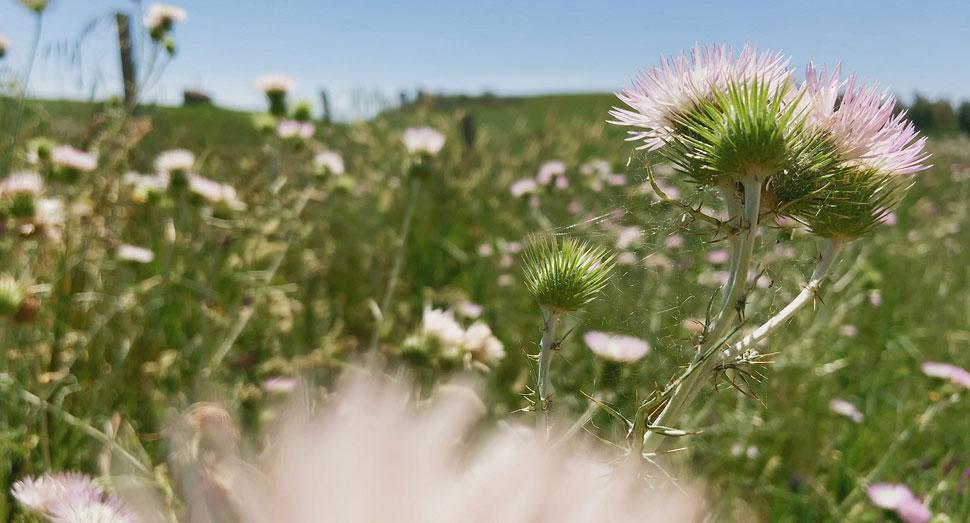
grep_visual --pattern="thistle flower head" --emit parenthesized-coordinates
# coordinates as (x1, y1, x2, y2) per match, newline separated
(0, 274, 27, 317)
(583, 331, 651, 363)
(611, 43, 794, 153)
(10, 472, 103, 515)
(277, 119, 315, 140)
(256, 74, 296, 116)
(314, 150, 345, 176)
(18, 0, 48, 13)
(26, 137, 56, 164)
(50, 145, 97, 180)
(144, 4, 186, 40)
(460, 321, 506, 364)
(0, 171, 44, 218)
(188, 174, 245, 212)
(0, 34, 8, 58)
(154, 148, 194, 176)
(522, 235, 615, 313)
(402, 127, 446, 157)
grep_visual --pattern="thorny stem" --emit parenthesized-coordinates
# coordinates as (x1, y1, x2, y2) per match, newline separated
(368, 177, 423, 352)
(724, 239, 844, 360)
(642, 174, 763, 455)
(536, 307, 561, 407)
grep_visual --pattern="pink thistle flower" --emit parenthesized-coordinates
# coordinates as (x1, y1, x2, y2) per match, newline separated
(665, 234, 684, 249)
(921, 362, 970, 389)
(706, 249, 730, 264)
(264, 377, 299, 393)
(828, 398, 864, 423)
(402, 127, 446, 156)
(510, 178, 538, 197)
(535, 161, 566, 185)
(255, 74, 295, 95)
(867, 483, 932, 523)
(610, 43, 793, 150)
(583, 331, 651, 363)
(11, 472, 104, 515)
(567, 200, 582, 214)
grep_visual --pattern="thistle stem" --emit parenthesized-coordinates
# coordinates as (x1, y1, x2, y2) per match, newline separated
(368, 177, 422, 352)
(642, 174, 763, 455)
(536, 307, 561, 406)
(724, 239, 844, 360)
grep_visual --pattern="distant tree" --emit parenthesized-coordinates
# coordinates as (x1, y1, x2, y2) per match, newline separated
(908, 95, 934, 132)
(907, 95, 959, 135)
(957, 101, 970, 135)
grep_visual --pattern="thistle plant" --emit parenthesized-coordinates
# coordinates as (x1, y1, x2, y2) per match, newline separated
(522, 234, 615, 407)
(611, 44, 929, 454)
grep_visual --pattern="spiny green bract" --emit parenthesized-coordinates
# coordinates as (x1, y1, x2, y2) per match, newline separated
(789, 168, 910, 239)
(664, 79, 811, 185)
(521, 235, 615, 313)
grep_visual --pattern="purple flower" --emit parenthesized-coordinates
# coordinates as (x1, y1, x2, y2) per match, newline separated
(583, 331, 651, 363)
(921, 361, 970, 389)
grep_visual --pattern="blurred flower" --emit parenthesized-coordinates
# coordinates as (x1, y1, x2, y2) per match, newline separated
(51, 145, 97, 179)
(606, 174, 627, 186)
(0, 171, 43, 218)
(263, 377, 298, 394)
(0, 34, 8, 58)
(610, 43, 792, 151)
(616, 251, 638, 265)
(697, 270, 730, 287)
(154, 149, 195, 179)
(277, 119, 315, 140)
(402, 127, 446, 156)
(880, 211, 898, 226)
(510, 178, 538, 197)
(838, 324, 859, 337)
(579, 159, 610, 177)
(255, 74, 296, 95)
(421, 306, 464, 351)
(117, 244, 155, 264)
(314, 150, 345, 176)
(567, 200, 582, 214)
(706, 249, 730, 264)
(477, 243, 494, 257)
(921, 362, 970, 389)
(122, 171, 169, 201)
(460, 321, 505, 364)
(145, 3, 187, 41)
(0, 274, 28, 318)
(828, 398, 864, 423)
(188, 174, 245, 211)
(665, 234, 684, 249)
(18, 0, 48, 13)
(583, 331, 651, 363)
(536, 160, 567, 186)
(454, 301, 483, 319)
(868, 289, 882, 307)
(867, 483, 932, 523)
(615, 226, 642, 250)
(11, 472, 103, 515)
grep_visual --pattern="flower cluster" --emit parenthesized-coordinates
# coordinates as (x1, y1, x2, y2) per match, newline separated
(401, 306, 505, 370)
(611, 43, 929, 240)
(144, 3, 186, 52)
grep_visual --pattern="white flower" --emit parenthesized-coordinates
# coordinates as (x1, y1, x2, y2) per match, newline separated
(11, 472, 103, 515)
(51, 146, 97, 173)
(144, 4, 187, 30)
(460, 321, 505, 364)
(421, 306, 464, 350)
(0, 171, 43, 197)
(828, 398, 864, 423)
(117, 244, 155, 264)
(154, 149, 195, 176)
(314, 151, 345, 175)
(583, 331, 651, 363)
(277, 120, 315, 140)
(535, 160, 566, 185)
(454, 301, 482, 319)
(188, 175, 245, 210)
(255, 74, 295, 94)
(263, 377, 298, 393)
(122, 171, 169, 198)
(509, 178, 537, 197)
(402, 127, 446, 156)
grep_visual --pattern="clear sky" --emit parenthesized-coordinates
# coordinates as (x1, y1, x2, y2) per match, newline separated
(1, 0, 969, 119)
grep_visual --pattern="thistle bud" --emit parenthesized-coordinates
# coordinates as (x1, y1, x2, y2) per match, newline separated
(291, 99, 314, 123)
(18, 0, 49, 14)
(255, 74, 295, 118)
(0, 274, 27, 319)
(521, 235, 615, 313)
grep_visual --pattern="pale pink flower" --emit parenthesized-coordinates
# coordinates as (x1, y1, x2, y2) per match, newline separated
(583, 331, 651, 363)
(49, 497, 139, 523)
(402, 127, 446, 156)
(606, 174, 627, 186)
(828, 398, 864, 423)
(804, 64, 929, 177)
(460, 321, 505, 364)
(421, 307, 464, 350)
(706, 249, 730, 264)
(11, 472, 103, 514)
(611, 44, 793, 150)
(264, 377, 299, 393)
(921, 362, 970, 389)
(839, 324, 859, 337)
(868, 289, 882, 307)
(313, 151, 345, 175)
(454, 301, 483, 319)
(867, 483, 932, 523)
(616, 251, 638, 265)
(567, 200, 582, 214)
(477, 243, 494, 257)
(510, 178, 538, 197)
(278, 120, 315, 140)
(615, 226, 642, 250)
(0, 171, 43, 197)
(154, 149, 195, 176)
(188, 175, 245, 210)
(665, 234, 684, 249)
(255, 74, 295, 94)
(51, 145, 97, 173)
(698, 270, 730, 287)
(880, 211, 898, 226)
(579, 159, 610, 177)
(535, 160, 566, 185)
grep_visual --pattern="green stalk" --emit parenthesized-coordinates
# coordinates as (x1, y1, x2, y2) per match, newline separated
(536, 307, 561, 405)
(1, 13, 43, 175)
(642, 174, 763, 455)
(368, 177, 422, 352)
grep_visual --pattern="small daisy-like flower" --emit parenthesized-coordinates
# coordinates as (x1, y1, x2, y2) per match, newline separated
(460, 321, 505, 364)
(277, 120, 315, 140)
(583, 331, 651, 363)
(11, 472, 104, 515)
(828, 398, 864, 423)
(144, 4, 186, 39)
(263, 377, 298, 393)
(117, 244, 155, 264)
(51, 145, 97, 179)
(402, 127, 446, 156)
(921, 361, 970, 389)
(313, 150, 345, 176)
(610, 43, 793, 151)
(510, 178, 538, 198)
(255, 74, 295, 95)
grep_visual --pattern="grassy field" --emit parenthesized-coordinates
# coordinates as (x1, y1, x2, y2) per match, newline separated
(2, 90, 970, 521)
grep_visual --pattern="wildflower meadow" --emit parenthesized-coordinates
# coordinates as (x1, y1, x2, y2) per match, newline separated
(1, 2, 969, 522)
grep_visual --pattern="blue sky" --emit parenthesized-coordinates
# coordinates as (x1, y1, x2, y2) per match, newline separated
(1, 0, 969, 119)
